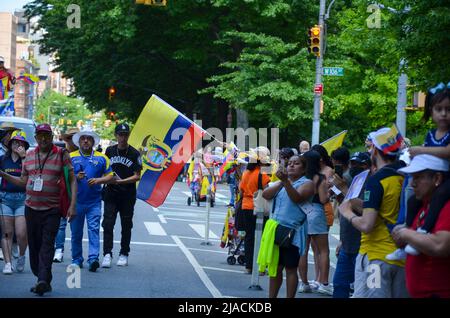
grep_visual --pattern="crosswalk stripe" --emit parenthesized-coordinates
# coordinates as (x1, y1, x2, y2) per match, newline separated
(144, 222, 167, 236)
(152, 207, 160, 212)
(189, 224, 220, 239)
(165, 217, 223, 225)
(158, 214, 167, 224)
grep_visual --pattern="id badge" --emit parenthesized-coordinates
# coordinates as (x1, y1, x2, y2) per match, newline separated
(33, 177, 43, 192)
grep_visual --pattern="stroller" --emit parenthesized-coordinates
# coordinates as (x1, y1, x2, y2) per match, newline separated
(220, 207, 245, 265)
(187, 175, 216, 207)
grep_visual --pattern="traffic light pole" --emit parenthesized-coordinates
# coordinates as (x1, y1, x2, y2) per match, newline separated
(311, 0, 326, 146)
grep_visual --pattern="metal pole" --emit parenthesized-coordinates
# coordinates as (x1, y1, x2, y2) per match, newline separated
(201, 186, 212, 246)
(311, 0, 326, 146)
(396, 59, 407, 137)
(249, 210, 264, 290)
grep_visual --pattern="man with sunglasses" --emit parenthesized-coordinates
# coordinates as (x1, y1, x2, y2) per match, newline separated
(0, 124, 77, 295)
(101, 123, 141, 268)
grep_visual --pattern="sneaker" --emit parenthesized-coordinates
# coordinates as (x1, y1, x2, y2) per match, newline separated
(3, 262, 13, 275)
(11, 243, 19, 259)
(16, 256, 26, 272)
(309, 280, 320, 292)
(0, 248, 3, 261)
(298, 282, 312, 293)
(53, 249, 64, 263)
(69, 263, 83, 269)
(317, 283, 333, 296)
(117, 255, 128, 266)
(405, 244, 420, 256)
(386, 248, 407, 261)
(102, 254, 112, 268)
(88, 260, 100, 272)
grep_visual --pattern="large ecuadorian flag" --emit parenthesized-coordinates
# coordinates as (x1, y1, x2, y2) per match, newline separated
(129, 95, 205, 207)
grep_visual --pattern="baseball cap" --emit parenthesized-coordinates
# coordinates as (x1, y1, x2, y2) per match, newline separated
(36, 123, 52, 134)
(371, 126, 403, 155)
(398, 154, 449, 175)
(115, 123, 130, 134)
(0, 56, 4, 63)
(350, 151, 371, 164)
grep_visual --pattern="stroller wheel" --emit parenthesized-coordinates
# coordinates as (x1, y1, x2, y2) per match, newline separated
(237, 255, 245, 265)
(210, 200, 214, 208)
(187, 197, 192, 206)
(227, 256, 236, 265)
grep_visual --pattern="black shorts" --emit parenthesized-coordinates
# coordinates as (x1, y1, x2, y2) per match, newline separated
(278, 244, 300, 269)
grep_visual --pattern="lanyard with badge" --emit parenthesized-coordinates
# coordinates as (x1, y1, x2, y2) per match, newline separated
(34, 148, 52, 192)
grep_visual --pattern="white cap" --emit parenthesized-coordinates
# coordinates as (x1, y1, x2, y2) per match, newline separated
(398, 154, 449, 175)
(0, 56, 4, 63)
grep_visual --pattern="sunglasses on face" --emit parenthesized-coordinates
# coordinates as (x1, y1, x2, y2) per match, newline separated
(429, 82, 450, 95)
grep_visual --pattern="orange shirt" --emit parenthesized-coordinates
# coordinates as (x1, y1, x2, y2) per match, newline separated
(239, 167, 270, 210)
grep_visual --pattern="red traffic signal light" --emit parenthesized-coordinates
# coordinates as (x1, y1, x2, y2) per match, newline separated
(308, 25, 321, 57)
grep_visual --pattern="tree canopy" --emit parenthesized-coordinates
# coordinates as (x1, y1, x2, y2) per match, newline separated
(25, 0, 448, 148)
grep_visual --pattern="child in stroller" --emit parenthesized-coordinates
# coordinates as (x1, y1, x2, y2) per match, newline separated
(220, 207, 245, 265)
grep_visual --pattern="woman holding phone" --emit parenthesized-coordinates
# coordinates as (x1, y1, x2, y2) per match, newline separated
(0, 131, 29, 274)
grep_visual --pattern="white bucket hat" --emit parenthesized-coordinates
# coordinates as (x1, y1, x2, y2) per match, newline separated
(73, 130, 100, 148)
(398, 154, 449, 175)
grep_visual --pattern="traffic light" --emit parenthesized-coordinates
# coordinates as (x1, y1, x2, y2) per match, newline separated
(104, 119, 112, 128)
(108, 87, 116, 101)
(58, 119, 64, 125)
(108, 111, 116, 120)
(308, 25, 321, 57)
(136, 0, 167, 6)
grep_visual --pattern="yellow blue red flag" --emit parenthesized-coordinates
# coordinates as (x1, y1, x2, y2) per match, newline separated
(320, 130, 347, 155)
(129, 95, 205, 207)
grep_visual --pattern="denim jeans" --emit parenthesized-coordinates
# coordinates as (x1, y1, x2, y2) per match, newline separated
(229, 184, 236, 206)
(332, 250, 358, 298)
(70, 202, 101, 265)
(55, 217, 67, 251)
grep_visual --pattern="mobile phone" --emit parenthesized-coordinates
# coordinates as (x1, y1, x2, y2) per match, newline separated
(335, 164, 343, 178)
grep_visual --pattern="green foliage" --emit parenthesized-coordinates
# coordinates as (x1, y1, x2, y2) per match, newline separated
(25, 0, 448, 150)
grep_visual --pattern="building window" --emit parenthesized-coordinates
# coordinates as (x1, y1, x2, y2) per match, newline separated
(18, 24, 27, 33)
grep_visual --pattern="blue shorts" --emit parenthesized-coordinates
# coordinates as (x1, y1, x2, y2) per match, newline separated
(306, 204, 328, 235)
(0, 192, 26, 217)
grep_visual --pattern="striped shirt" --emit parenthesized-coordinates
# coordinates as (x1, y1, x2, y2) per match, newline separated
(23, 145, 73, 211)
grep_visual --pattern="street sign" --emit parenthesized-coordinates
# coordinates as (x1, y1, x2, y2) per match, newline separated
(323, 67, 344, 76)
(314, 83, 323, 94)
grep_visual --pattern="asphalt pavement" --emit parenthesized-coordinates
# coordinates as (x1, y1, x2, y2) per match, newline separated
(0, 182, 339, 298)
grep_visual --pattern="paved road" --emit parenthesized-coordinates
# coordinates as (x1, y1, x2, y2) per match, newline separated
(0, 182, 339, 298)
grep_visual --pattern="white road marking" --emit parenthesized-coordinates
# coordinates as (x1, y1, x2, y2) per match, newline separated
(159, 206, 226, 215)
(176, 235, 221, 242)
(187, 247, 227, 254)
(164, 217, 223, 225)
(189, 224, 220, 239)
(152, 207, 160, 212)
(160, 211, 225, 219)
(144, 222, 167, 236)
(65, 238, 176, 247)
(172, 235, 223, 298)
(158, 214, 167, 224)
(203, 266, 244, 274)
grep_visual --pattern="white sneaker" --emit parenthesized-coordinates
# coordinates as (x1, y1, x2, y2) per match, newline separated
(117, 255, 128, 266)
(3, 262, 13, 275)
(16, 256, 26, 272)
(317, 283, 333, 296)
(102, 254, 112, 268)
(298, 282, 312, 293)
(0, 248, 4, 261)
(11, 243, 19, 259)
(308, 280, 320, 292)
(405, 244, 420, 256)
(386, 248, 407, 261)
(53, 249, 64, 263)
